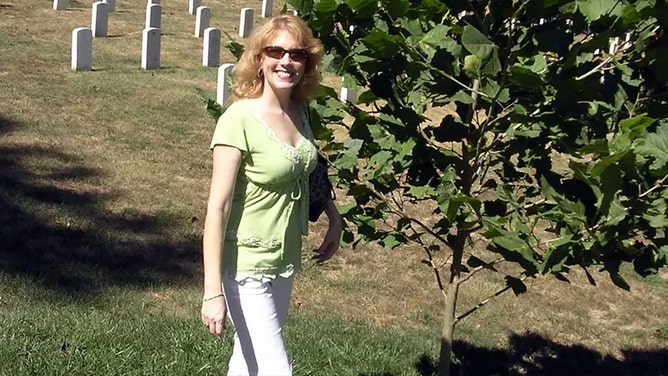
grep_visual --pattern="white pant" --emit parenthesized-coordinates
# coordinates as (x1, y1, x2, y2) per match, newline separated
(223, 275, 294, 376)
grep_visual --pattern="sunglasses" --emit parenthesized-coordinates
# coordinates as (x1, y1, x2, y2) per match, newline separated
(262, 46, 309, 62)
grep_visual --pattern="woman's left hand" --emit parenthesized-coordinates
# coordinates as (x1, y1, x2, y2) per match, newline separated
(313, 200, 342, 263)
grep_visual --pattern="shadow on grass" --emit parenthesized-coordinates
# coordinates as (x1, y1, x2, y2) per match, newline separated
(383, 331, 667, 376)
(0, 114, 200, 299)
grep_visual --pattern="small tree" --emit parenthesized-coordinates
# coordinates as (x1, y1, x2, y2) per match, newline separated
(289, 0, 668, 375)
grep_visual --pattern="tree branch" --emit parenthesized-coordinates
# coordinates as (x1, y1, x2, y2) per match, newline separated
(639, 174, 667, 198)
(454, 275, 527, 324)
(410, 224, 447, 296)
(458, 257, 505, 285)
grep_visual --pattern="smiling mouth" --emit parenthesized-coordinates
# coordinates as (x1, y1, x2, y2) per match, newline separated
(275, 70, 296, 79)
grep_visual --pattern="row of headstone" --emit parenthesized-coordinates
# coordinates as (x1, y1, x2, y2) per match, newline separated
(66, 0, 356, 104)
(142, 1, 161, 70)
(70, 0, 115, 71)
(70, 1, 161, 71)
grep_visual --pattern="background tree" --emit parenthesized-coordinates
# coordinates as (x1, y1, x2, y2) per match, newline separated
(286, 0, 668, 375)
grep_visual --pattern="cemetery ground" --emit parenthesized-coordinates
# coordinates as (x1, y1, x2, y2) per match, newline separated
(0, 1, 666, 375)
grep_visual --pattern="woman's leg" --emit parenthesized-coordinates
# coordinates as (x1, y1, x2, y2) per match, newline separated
(223, 276, 294, 376)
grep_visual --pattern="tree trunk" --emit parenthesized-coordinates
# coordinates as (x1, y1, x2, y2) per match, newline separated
(436, 281, 459, 376)
(437, 231, 466, 376)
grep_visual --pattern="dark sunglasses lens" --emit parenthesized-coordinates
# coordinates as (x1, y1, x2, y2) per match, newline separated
(264, 47, 286, 59)
(288, 49, 308, 61)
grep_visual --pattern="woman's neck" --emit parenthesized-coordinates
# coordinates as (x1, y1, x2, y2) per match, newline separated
(258, 88, 294, 113)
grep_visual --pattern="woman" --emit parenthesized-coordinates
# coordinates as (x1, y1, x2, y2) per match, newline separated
(200, 14, 342, 376)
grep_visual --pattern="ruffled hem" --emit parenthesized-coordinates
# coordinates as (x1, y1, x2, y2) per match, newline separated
(223, 264, 297, 283)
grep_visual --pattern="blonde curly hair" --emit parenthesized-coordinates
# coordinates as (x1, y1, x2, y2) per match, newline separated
(231, 14, 324, 105)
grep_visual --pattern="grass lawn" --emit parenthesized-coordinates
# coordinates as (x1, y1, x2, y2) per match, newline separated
(0, 1, 666, 375)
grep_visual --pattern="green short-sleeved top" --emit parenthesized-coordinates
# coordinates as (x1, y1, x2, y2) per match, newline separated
(210, 99, 318, 281)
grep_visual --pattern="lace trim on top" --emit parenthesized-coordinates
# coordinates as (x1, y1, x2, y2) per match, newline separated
(250, 106, 311, 165)
(225, 231, 282, 250)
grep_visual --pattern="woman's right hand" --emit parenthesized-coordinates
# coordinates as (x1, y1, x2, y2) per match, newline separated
(201, 295, 227, 336)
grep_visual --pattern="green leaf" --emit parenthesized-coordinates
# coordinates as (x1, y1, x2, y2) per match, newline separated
(384, 0, 411, 19)
(314, 0, 338, 14)
(337, 202, 358, 215)
(463, 55, 481, 79)
(620, 114, 655, 137)
(636, 124, 668, 172)
(337, 139, 364, 170)
(461, 25, 501, 76)
(643, 198, 668, 228)
(509, 66, 543, 89)
(345, 0, 378, 18)
(419, 25, 451, 48)
(598, 164, 622, 219)
(361, 30, 404, 58)
(577, 0, 624, 22)
(541, 234, 573, 273)
(606, 192, 627, 226)
(368, 150, 394, 179)
(381, 232, 406, 249)
(223, 39, 245, 60)
(407, 185, 436, 199)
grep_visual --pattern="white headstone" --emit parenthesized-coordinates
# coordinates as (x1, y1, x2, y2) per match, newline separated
(71, 27, 92, 71)
(146, 4, 161, 29)
(217, 63, 235, 105)
(340, 87, 358, 104)
(340, 78, 358, 104)
(609, 37, 619, 55)
(53, 0, 67, 11)
(103, 0, 115, 12)
(141, 27, 161, 70)
(261, 0, 273, 18)
(624, 32, 632, 50)
(195, 6, 210, 38)
(91, 2, 110, 38)
(188, 0, 201, 15)
(239, 8, 253, 38)
(203, 28, 221, 67)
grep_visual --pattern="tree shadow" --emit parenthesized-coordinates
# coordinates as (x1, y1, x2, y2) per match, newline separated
(359, 331, 667, 376)
(0, 114, 200, 300)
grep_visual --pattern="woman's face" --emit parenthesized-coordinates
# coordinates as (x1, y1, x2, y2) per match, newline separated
(258, 30, 307, 95)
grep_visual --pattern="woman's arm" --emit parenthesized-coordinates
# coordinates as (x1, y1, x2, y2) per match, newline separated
(313, 197, 342, 263)
(201, 145, 242, 336)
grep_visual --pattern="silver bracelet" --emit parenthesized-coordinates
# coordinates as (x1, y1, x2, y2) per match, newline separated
(202, 293, 225, 302)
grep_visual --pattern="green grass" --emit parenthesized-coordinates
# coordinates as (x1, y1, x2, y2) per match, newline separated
(0, 273, 438, 376)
